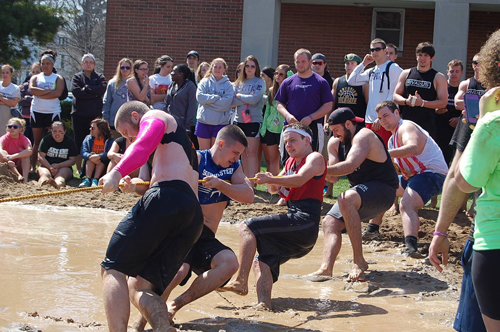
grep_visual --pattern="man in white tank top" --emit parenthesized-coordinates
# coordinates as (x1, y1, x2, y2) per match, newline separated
(377, 100, 448, 258)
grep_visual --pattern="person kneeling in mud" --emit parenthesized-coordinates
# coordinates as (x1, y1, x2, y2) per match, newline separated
(127, 125, 254, 331)
(308, 108, 399, 282)
(222, 123, 326, 310)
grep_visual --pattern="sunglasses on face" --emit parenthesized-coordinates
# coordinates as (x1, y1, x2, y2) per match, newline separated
(370, 47, 385, 53)
(275, 72, 285, 77)
(120, 66, 131, 70)
(472, 61, 479, 65)
(137, 68, 149, 72)
(312, 61, 324, 66)
(7, 125, 19, 129)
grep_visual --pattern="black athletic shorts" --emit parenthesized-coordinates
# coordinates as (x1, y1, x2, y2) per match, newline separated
(235, 122, 261, 138)
(472, 248, 500, 320)
(101, 180, 204, 295)
(245, 198, 322, 283)
(31, 112, 61, 129)
(450, 116, 472, 153)
(327, 180, 396, 222)
(260, 130, 280, 146)
(179, 225, 233, 286)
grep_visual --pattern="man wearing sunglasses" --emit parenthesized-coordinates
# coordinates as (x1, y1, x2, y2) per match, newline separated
(311, 53, 333, 89)
(347, 38, 402, 146)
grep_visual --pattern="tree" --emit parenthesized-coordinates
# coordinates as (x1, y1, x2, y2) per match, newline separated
(48, 0, 107, 74)
(0, 0, 64, 68)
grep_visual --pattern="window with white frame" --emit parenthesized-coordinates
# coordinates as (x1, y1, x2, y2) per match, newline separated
(371, 8, 405, 51)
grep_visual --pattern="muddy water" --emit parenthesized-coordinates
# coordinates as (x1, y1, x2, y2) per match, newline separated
(0, 204, 457, 331)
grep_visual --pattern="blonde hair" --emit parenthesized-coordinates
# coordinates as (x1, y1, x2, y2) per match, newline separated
(7, 118, 26, 134)
(204, 58, 227, 79)
(112, 58, 133, 90)
(196, 62, 209, 83)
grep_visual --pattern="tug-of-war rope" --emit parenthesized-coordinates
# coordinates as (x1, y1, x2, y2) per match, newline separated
(0, 178, 260, 203)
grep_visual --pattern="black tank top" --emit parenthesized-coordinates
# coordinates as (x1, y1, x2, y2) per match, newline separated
(147, 116, 198, 172)
(467, 77, 486, 96)
(437, 84, 460, 122)
(336, 76, 366, 122)
(338, 128, 399, 189)
(402, 67, 438, 137)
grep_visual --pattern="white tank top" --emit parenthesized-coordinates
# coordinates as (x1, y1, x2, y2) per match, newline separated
(31, 73, 62, 114)
(388, 119, 448, 180)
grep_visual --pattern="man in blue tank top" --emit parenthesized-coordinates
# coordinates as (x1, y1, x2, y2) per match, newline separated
(127, 125, 255, 330)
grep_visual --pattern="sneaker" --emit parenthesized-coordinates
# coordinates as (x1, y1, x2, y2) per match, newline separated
(79, 178, 91, 188)
(402, 247, 425, 259)
(91, 178, 99, 187)
(362, 228, 381, 240)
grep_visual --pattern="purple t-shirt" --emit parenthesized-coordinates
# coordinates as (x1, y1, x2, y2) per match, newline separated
(275, 72, 334, 124)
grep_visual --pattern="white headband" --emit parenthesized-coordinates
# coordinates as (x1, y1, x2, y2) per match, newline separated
(284, 127, 312, 142)
(41, 54, 55, 64)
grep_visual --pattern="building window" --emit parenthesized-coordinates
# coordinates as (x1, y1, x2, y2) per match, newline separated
(59, 36, 68, 46)
(60, 54, 65, 70)
(371, 8, 405, 51)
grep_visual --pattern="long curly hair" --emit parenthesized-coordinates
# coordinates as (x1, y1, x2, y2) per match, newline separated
(478, 28, 500, 89)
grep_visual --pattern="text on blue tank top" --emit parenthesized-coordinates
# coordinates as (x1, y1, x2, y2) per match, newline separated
(198, 149, 240, 204)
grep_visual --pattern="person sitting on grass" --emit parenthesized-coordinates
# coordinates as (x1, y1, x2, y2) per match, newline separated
(79, 118, 113, 187)
(106, 136, 139, 178)
(38, 121, 78, 188)
(0, 118, 32, 183)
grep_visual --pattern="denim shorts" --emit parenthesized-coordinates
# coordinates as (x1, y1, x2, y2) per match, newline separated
(400, 172, 446, 205)
(194, 122, 227, 139)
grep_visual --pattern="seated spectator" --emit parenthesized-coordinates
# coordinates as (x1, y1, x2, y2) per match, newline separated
(0, 118, 32, 183)
(37, 121, 78, 188)
(106, 136, 139, 178)
(79, 118, 113, 187)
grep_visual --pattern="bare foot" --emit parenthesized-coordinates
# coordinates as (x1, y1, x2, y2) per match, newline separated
(301, 269, 332, 282)
(219, 280, 248, 295)
(17, 175, 24, 182)
(347, 261, 368, 282)
(254, 302, 272, 311)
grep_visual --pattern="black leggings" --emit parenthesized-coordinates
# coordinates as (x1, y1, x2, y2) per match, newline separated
(472, 249, 500, 320)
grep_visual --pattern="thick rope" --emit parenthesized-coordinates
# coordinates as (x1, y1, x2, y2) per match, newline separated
(0, 177, 260, 203)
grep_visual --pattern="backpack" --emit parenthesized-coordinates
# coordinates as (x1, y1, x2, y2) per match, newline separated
(368, 61, 394, 93)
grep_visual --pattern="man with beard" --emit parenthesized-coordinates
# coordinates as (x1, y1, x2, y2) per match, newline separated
(308, 107, 399, 281)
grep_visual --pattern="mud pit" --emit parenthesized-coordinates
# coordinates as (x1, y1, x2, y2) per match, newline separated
(0, 172, 472, 332)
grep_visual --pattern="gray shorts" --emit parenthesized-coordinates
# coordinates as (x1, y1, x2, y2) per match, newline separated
(327, 180, 396, 222)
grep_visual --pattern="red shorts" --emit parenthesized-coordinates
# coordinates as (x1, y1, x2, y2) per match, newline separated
(366, 123, 391, 147)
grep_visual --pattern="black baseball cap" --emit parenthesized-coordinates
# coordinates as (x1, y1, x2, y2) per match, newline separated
(186, 50, 199, 59)
(328, 107, 364, 125)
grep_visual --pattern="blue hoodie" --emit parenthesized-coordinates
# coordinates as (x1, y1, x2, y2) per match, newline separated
(196, 75, 235, 126)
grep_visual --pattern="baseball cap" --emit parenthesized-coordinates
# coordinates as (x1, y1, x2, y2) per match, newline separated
(328, 107, 364, 125)
(312, 53, 327, 62)
(186, 50, 199, 59)
(344, 53, 362, 64)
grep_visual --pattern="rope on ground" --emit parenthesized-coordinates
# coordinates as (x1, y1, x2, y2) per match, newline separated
(0, 177, 262, 204)
(0, 182, 151, 203)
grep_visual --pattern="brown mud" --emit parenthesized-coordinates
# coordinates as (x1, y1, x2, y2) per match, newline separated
(0, 164, 472, 331)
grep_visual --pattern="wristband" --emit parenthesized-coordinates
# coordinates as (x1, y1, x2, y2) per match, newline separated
(422, 100, 426, 108)
(309, 115, 314, 121)
(433, 231, 448, 238)
(404, 99, 408, 106)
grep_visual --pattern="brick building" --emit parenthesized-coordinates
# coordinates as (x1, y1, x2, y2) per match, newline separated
(104, 0, 500, 81)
